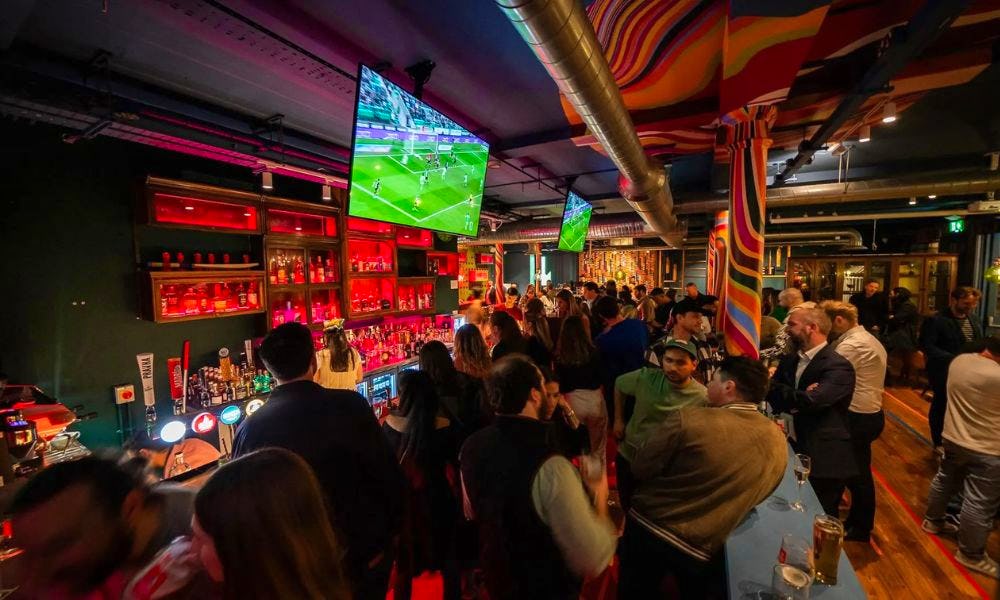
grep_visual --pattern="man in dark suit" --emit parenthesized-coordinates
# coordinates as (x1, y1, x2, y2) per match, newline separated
(848, 279, 890, 334)
(233, 323, 404, 600)
(766, 307, 858, 516)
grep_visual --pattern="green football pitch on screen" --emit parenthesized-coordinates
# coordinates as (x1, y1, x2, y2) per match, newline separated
(557, 191, 593, 252)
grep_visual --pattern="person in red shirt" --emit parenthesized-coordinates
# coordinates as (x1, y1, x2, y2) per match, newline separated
(493, 287, 524, 322)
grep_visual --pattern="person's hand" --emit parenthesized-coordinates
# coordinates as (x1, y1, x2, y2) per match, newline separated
(586, 474, 610, 515)
(768, 366, 778, 377)
(613, 420, 625, 441)
(806, 383, 819, 393)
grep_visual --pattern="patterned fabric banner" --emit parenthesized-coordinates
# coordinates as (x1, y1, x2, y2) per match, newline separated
(711, 211, 729, 333)
(493, 243, 505, 293)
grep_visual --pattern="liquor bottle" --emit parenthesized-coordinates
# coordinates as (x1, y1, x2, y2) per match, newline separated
(161, 252, 172, 271)
(293, 255, 305, 284)
(237, 283, 248, 308)
(208, 253, 216, 266)
(171, 452, 191, 477)
(276, 252, 287, 284)
(177, 252, 186, 270)
(213, 284, 228, 313)
(247, 282, 259, 308)
(197, 286, 212, 313)
(316, 256, 325, 283)
(377, 255, 384, 272)
(268, 254, 278, 284)
(326, 253, 337, 282)
(210, 382, 223, 406)
(351, 253, 359, 272)
(308, 256, 317, 283)
(234, 376, 247, 401)
(223, 253, 231, 265)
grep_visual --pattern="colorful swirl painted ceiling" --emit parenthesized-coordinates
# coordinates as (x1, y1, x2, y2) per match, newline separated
(564, 0, 1000, 160)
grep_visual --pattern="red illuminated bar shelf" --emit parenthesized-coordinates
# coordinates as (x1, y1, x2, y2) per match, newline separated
(141, 177, 262, 234)
(143, 270, 266, 323)
(347, 216, 395, 238)
(396, 226, 433, 248)
(264, 197, 339, 238)
(396, 277, 435, 314)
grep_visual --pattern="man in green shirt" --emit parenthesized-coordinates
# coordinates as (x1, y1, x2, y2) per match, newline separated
(613, 339, 707, 511)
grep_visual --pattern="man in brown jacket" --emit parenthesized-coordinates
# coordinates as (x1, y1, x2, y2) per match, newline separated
(619, 356, 787, 599)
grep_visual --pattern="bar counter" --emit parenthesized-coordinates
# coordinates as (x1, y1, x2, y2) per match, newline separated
(726, 446, 866, 599)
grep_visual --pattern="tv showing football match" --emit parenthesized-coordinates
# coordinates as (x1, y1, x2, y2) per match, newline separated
(347, 65, 490, 236)
(557, 191, 592, 252)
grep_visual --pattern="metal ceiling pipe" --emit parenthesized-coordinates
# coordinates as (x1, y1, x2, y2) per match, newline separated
(771, 209, 977, 224)
(685, 229, 864, 249)
(467, 213, 657, 244)
(773, 0, 972, 184)
(674, 169, 1000, 214)
(495, 0, 678, 242)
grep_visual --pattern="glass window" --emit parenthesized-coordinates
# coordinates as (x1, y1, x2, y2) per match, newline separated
(926, 259, 952, 313)
(816, 261, 838, 302)
(842, 262, 866, 303)
(896, 259, 922, 296)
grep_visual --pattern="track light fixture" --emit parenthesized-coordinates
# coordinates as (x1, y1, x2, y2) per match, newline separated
(882, 101, 897, 124)
(261, 171, 273, 190)
(321, 184, 332, 202)
(858, 125, 871, 143)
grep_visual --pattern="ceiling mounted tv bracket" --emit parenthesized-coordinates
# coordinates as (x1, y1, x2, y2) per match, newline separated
(405, 60, 436, 100)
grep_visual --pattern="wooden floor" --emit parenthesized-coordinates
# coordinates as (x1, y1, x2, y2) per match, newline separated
(844, 386, 996, 599)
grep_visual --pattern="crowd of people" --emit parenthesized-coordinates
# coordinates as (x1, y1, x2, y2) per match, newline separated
(8, 277, 999, 598)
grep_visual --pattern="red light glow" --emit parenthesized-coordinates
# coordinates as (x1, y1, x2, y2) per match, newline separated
(152, 193, 258, 231)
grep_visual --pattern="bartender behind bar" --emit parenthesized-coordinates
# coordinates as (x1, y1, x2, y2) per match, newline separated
(127, 431, 220, 480)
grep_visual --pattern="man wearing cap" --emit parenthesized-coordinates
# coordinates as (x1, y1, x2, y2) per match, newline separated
(613, 339, 707, 512)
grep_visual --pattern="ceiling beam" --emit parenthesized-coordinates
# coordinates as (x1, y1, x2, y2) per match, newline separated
(774, 0, 973, 184)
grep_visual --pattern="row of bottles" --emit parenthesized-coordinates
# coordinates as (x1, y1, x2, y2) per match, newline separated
(351, 291, 393, 314)
(350, 252, 393, 273)
(161, 281, 260, 317)
(179, 362, 275, 413)
(268, 250, 339, 286)
(397, 288, 433, 312)
(158, 252, 253, 270)
(342, 319, 454, 370)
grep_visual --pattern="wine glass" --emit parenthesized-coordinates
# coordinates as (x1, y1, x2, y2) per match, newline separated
(791, 454, 811, 511)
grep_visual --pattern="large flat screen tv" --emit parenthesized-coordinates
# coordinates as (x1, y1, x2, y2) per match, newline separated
(557, 191, 593, 252)
(347, 65, 489, 236)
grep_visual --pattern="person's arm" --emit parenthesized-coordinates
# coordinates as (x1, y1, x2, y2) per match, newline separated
(630, 412, 683, 480)
(612, 370, 640, 440)
(532, 457, 616, 578)
(920, 316, 954, 363)
(784, 358, 856, 414)
(354, 349, 364, 384)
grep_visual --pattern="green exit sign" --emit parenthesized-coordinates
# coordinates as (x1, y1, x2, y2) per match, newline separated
(948, 219, 965, 233)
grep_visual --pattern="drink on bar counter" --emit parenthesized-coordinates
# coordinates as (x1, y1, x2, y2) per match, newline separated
(813, 514, 844, 584)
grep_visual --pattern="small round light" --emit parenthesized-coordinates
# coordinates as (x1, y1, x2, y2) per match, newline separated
(243, 212, 252, 217)
(219, 405, 242, 425)
(295, 226, 302, 231)
(928, 195, 937, 199)
(184, 206, 195, 211)
(246, 398, 265, 416)
(192, 412, 217, 435)
(160, 420, 186, 443)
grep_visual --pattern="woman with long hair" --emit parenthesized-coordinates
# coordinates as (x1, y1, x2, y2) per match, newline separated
(419, 340, 485, 438)
(518, 284, 536, 312)
(554, 315, 608, 483)
(314, 324, 363, 390)
(191, 448, 352, 600)
(488, 310, 526, 361)
(453, 324, 491, 381)
(886, 286, 919, 385)
(383, 371, 460, 600)
(523, 299, 554, 369)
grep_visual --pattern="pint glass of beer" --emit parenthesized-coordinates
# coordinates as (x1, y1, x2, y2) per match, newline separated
(812, 514, 844, 584)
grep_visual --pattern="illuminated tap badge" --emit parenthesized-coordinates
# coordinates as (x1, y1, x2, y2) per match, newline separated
(245, 398, 265, 416)
(219, 405, 242, 426)
(160, 420, 186, 444)
(192, 412, 217, 435)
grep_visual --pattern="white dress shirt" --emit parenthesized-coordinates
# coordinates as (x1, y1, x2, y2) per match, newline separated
(795, 341, 828, 387)
(944, 353, 1000, 456)
(832, 325, 887, 414)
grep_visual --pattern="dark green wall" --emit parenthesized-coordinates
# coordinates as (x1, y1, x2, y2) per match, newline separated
(0, 123, 268, 448)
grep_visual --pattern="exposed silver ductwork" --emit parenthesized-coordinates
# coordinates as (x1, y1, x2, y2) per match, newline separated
(465, 212, 862, 249)
(675, 169, 1000, 215)
(466, 213, 656, 244)
(495, 0, 678, 243)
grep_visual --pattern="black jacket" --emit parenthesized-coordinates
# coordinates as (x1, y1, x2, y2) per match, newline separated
(919, 308, 985, 382)
(849, 291, 890, 332)
(233, 381, 405, 582)
(766, 344, 858, 480)
(886, 299, 919, 351)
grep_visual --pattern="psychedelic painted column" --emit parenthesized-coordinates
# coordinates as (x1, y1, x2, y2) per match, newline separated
(711, 211, 729, 333)
(719, 106, 775, 358)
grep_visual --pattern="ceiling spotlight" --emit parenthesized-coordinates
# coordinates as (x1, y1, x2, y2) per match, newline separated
(261, 171, 273, 190)
(882, 101, 897, 124)
(908, 197, 917, 205)
(321, 184, 332, 202)
(858, 125, 871, 143)
(928, 194, 937, 199)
